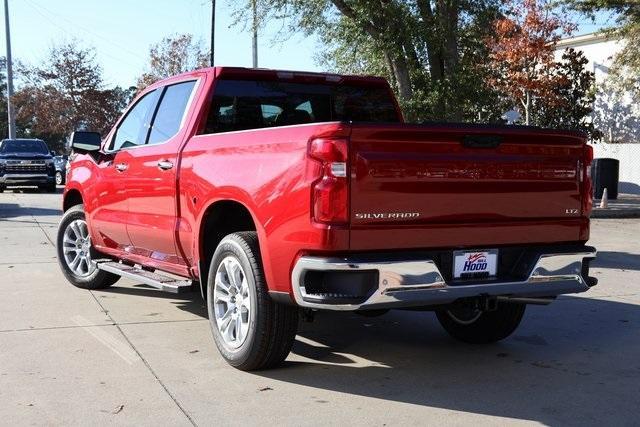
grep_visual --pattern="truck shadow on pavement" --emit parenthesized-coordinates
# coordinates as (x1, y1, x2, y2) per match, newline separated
(258, 296, 640, 425)
(102, 285, 208, 318)
(103, 284, 639, 424)
(0, 203, 62, 219)
(592, 251, 640, 271)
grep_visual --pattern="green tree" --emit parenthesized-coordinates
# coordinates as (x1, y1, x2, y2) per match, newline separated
(0, 57, 8, 139)
(230, 0, 506, 122)
(534, 48, 601, 140)
(564, 0, 640, 95)
(137, 34, 209, 90)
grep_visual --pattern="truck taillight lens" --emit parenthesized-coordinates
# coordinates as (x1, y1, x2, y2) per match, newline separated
(309, 138, 349, 224)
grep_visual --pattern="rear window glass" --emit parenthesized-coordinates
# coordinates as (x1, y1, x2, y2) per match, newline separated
(202, 79, 399, 134)
(0, 140, 48, 154)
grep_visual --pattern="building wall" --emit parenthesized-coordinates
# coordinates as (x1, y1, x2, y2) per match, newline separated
(556, 34, 639, 195)
(554, 34, 639, 145)
(591, 143, 640, 194)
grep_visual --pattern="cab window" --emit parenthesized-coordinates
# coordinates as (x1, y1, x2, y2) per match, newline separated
(148, 81, 197, 145)
(201, 79, 399, 134)
(111, 90, 160, 151)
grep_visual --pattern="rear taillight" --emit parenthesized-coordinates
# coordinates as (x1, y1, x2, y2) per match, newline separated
(308, 138, 349, 224)
(582, 145, 594, 216)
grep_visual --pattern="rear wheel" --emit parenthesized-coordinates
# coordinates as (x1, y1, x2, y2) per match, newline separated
(55, 171, 64, 185)
(0, 185, 4, 193)
(207, 232, 298, 371)
(436, 301, 526, 344)
(56, 205, 119, 289)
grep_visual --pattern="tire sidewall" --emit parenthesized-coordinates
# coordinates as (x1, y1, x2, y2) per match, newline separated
(436, 303, 526, 344)
(56, 206, 102, 286)
(207, 237, 259, 365)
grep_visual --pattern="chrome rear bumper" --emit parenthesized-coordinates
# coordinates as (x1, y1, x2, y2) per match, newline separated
(291, 248, 597, 311)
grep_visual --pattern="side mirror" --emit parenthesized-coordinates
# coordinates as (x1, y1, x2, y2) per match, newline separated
(70, 131, 101, 154)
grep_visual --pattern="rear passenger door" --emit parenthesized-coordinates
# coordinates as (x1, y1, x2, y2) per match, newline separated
(123, 80, 198, 275)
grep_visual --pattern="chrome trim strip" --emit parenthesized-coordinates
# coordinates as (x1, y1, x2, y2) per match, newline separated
(1, 174, 51, 183)
(291, 250, 596, 311)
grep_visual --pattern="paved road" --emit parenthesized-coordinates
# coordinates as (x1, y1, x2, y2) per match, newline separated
(1, 188, 639, 426)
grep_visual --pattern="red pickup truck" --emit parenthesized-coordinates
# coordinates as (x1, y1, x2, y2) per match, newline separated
(57, 67, 597, 370)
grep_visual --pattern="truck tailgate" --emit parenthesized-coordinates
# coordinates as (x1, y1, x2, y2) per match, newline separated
(349, 124, 588, 250)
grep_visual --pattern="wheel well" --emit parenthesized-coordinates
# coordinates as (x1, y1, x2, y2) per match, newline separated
(63, 190, 83, 212)
(199, 200, 257, 297)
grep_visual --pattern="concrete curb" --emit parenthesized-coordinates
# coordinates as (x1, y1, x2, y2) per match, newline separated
(590, 194, 640, 219)
(590, 209, 640, 219)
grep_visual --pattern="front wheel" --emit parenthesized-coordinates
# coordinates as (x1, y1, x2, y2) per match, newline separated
(436, 301, 526, 344)
(56, 205, 119, 289)
(207, 232, 298, 371)
(55, 171, 64, 185)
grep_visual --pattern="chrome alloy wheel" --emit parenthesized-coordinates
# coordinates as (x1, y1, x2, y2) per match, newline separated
(213, 256, 252, 349)
(62, 219, 96, 277)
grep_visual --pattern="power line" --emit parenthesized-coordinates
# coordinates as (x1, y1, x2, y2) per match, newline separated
(22, 0, 142, 66)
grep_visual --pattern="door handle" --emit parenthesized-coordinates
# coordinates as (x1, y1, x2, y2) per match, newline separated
(115, 163, 128, 172)
(157, 160, 174, 170)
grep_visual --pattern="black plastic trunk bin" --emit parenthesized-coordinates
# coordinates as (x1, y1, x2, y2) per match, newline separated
(591, 158, 619, 199)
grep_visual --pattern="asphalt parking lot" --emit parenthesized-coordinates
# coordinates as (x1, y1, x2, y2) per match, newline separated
(1, 188, 639, 426)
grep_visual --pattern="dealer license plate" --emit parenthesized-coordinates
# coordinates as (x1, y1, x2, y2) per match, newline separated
(453, 250, 498, 280)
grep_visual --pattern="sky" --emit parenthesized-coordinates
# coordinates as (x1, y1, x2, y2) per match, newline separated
(1, 0, 618, 89)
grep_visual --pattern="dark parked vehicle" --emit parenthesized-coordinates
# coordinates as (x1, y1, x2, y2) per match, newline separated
(53, 155, 69, 185)
(0, 139, 56, 193)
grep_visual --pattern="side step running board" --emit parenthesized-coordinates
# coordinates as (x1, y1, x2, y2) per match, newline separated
(97, 262, 193, 294)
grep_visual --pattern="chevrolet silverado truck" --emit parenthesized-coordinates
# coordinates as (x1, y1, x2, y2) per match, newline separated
(0, 139, 57, 192)
(57, 67, 597, 371)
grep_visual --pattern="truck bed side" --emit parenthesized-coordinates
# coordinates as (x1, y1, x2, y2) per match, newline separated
(178, 122, 351, 293)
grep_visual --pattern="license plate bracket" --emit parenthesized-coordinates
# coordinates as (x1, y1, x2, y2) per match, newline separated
(453, 249, 498, 280)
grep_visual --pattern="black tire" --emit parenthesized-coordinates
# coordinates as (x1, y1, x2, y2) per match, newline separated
(207, 232, 298, 371)
(56, 204, 120, 289)
(436, 302, 526, 344)
(0, 185, 4, 193)
(55, 171, 64, 185)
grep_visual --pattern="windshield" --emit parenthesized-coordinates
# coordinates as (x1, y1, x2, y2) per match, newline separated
(0, 140, 49, 155)
(203, 79, 400, 134)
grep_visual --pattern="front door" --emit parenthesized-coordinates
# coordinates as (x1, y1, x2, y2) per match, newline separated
(89, 88, 161, 253)
(123, 80, 199, 275)
(88, 150, 131, 252)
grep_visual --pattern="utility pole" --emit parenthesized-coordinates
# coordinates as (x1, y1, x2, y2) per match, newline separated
(3, 0, 16, 139)
(210, 0, 215, 67)
(251, 0, 258, 68)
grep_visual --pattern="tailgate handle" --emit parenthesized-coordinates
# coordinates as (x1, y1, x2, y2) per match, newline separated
(462, 135, 503, 149)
